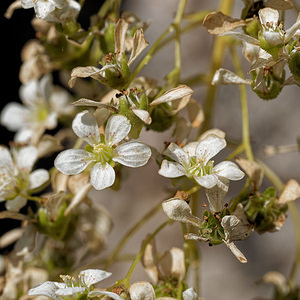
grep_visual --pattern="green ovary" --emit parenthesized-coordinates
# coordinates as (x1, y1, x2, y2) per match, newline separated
(187, 158, 214, 177)
(34, 105, 49, 123)
(92, 143, 114, 164)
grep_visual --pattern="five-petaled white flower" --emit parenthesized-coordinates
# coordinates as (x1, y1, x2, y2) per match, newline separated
(28, 269, 123, 300)
(1, 75, 73, 145)
(21, 0, 80, 23)
(0, 146, 49, 211)
(159, 135, 244, 190)
(54, 111, 152, 190)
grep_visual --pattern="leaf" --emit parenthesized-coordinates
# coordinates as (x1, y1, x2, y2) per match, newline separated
(72, 98, 119, 112)
(128, 29, 149, 66)
(203, 11, 249, 35)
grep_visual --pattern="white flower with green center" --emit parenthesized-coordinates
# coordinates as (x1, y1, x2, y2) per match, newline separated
(28, 269, 123, 300)
(1, 74, 73, 144)
(54, 111, 152, 190)
(159, 135, 244, 190)
(0, 146, 49, 211)
(21, 0, 80, 22)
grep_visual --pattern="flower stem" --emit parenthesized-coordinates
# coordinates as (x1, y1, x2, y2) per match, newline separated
(226, 144, 245, 161)
(230, 46, 254, 161)
(200, 0, 235, 133)
(257, 160, 300, 286)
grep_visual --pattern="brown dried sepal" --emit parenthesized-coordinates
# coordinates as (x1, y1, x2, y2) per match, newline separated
(174, 190, 189, 201)
(203, 11, 249, 35)
(278, 179, 300, 204)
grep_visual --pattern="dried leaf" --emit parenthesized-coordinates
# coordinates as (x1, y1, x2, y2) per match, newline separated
(162, 198, 201, 228)
(159, 248, 186, 281)
(150, 85, 193, 106)
(223, 240, 248, 263)
(170, 95, 191, 115)
(72, 98, 119, 112)
(236, 158, 264, 191)
(128, 29, 149, 66)
(0, 228, 24, 248)
(129, 282, 156, 300)
(115, 19, 128, 59)
(187, 99, 204, 128)
(132, 109, 152, 124)
(199, 129, 226, 141)
(69, 66, 104, 88)
(203, 11, 248, 35)
(264, 0, 294, 10)
(212, 68, 251, 85)
(278, 179, 300, 204)
(141, 237, 159, 283)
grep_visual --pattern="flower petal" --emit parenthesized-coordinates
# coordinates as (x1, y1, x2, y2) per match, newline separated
(213, 161, 245, 180)
(114, 142, 151, 167)
(105, 115, 131, 146)
(90, 162, 115, 190)
(0, 146, 13, 169)
(183, 288, 199, 300)
(28, 281, 59, 300)
(220, 31, 260, 45)
(80, 269, 112, 287)
(34, 0, 56, 19)
(196, 135, 226, 164)
(17, 146, 38, 172)
(56, 287, 85, 296)
(205, 177, 229, 212)
(128, 29, 149, 66)
(21, 0, 34, 9)
(29, 169, 49, 190)
(212, 68, 251, 85)
(183, 142, 198, 158)
(54, 149, 92, 175)
(164, 143, 190, 167)
(129, 282, 156, 300)
(15, 128, 34, 144)
(194, 174, 218, 189)
(0, 103, 28, 131)
(158, 160, 186, 178)
(5, 196, 27, 212)
(132, 109, 152, 124)
(259, 7, 279, 28)
(89, 290, 123, 300)
(72, 110, 100, 145)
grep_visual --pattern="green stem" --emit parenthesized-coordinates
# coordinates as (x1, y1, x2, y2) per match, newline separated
(200, 0, 235, 133)
(257, 160, 300, 286)
(20, 193, 42, 202)
(121, 220, 172, 287)
(230, 46, 254, 161)
(226, 144, 245, 161)
(182, 74, 210, 87)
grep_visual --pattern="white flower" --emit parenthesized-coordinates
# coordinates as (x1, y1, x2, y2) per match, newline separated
(159, 135, 244, 190)
(21, 0, 80, 23)
(0, 146, 49, 211)
(1, 75, 73, 144)
(28, 269, 123, 300)
(54, 111, 151, 190)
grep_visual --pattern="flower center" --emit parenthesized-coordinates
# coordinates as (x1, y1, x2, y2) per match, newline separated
(187, 158, 214, 177)
(92, 143, 114, 164)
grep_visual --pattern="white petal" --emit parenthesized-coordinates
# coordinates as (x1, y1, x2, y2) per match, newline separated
(205, 177, 229, 212)
(220, 31, 260, 45)
(113, 142, 151, 167)
(5, 196, 27, 212)
(285, 21, 300, 41)
(183, 142, 198, 158)
(150, 85, 193, 106)
(54, 149, 92, 175)
(105, 115, 131, 146)
(259, 7, 279, 28)
(28, 281, 59, 300)
(158, 160, 186, 178)
(17, 146, 38, 171)
(80, 269, 112, 287)
(90, 162, 115, 190)
(196, 135, 226, 164)
(34, 0, 56, 19)
(19, 80, 39, 106)
(15, 128, 34, 144)
(29, 169, 49, 189)
(183, 288, 199, 300)
(164, 143, 190, 167)
(50, 88, 72, 115)
(129, 282, 156, 300)
(0, 103, 28, 131)
(132, 109, 152, 124)
(213, 161, 245, 180)
(162, 198, 202, 227)
(89, 290, 123, 300)
(194, 174, 218, 189)
(45, 112, 58, 129)
(56, 287, 85, 296)
(212, 68, 251, 85)
(72, 111, 100, 145)
(0, 146, 13, 169)
(262, 31, 282, 47)
(21, 0, 34, 9)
